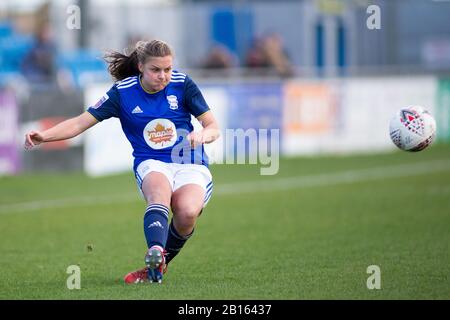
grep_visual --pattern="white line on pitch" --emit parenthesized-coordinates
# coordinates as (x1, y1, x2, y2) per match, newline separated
(0, 159, 449, 215)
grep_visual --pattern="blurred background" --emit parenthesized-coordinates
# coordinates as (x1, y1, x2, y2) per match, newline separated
(1, 0, 450, 300)
(1, 0, 450, 175)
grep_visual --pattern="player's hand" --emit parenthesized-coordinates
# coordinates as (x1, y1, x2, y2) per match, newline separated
(24, 131, 45, 150)
(186, 131, 205, 148)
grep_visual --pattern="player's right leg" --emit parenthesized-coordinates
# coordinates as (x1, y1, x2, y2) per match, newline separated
(141, 171, 172, 283)
(124, 161, 173, 284)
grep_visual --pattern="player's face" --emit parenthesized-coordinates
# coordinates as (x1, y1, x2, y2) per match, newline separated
(139, 55, 173, 92)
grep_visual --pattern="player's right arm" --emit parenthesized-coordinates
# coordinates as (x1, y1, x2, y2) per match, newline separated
(24, 85, 121, 150)
(24, 112, 99, 150)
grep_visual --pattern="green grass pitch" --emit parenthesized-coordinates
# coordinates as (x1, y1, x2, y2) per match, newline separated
(0, 145, 449, 299)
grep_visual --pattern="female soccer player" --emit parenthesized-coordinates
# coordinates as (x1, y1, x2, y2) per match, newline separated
(24, 40, 220, 284)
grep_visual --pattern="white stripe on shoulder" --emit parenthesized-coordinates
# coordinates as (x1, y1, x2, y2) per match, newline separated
(116, 79, 137, 88)
(172, 71, 186, 77)
(117, 76, 137, 85)
(117, 81, 138, 89)
(170, 79, 185, 83)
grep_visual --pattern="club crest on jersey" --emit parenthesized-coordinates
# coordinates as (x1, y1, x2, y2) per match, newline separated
(143, 118, 177, 150)
(167, 95, 178, 110)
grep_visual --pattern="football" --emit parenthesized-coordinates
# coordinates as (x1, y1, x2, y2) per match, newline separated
(389, 106, 436, 152)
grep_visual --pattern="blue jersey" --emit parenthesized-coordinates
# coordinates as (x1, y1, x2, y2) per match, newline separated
(87, 71, 210, 171)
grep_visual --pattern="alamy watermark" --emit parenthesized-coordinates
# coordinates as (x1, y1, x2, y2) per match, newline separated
(366, 265, 381, 290)
(66, 5, 81, 30)
(366, 5, 381, 30)
(66, 265, 81, 290)
(170, 128, 280, 176)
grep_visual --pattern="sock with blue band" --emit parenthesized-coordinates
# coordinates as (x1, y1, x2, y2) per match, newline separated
(143, 204, 169, 249)
(164, 219, 194, 264)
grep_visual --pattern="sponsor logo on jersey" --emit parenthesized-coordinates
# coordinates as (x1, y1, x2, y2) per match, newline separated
(143, 118, 177, 149)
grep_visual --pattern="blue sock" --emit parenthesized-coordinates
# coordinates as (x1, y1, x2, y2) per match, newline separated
(143, 204, 169, 249)
(165, 220, 193, 264)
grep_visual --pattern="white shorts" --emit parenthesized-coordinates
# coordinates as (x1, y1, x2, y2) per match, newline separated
(135, 159, 213, 207)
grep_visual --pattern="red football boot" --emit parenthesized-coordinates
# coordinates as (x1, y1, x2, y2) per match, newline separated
(124, 267, 149, 284)
(124, 246, 168, 284)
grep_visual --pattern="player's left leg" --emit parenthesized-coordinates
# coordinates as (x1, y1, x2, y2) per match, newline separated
(166, 184, 205, 265)
(164, 162, 213, 267)
(172, 184, 205, 234)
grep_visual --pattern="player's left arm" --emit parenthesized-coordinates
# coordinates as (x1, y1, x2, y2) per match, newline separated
(184, 76, 220, 147)
(197, 111, 220, 144)
(187, 111, 220, 148)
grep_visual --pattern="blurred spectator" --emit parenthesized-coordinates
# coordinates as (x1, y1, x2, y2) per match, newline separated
(245, 34, 294, 78)
(126, 33, 150, 49)
(245, 37, 271, 69)
(21, 23, 56, 83)
(201, 44, 236, 69)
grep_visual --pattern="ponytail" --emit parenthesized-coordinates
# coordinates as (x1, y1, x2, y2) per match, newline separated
(104, 50, 139, 81)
